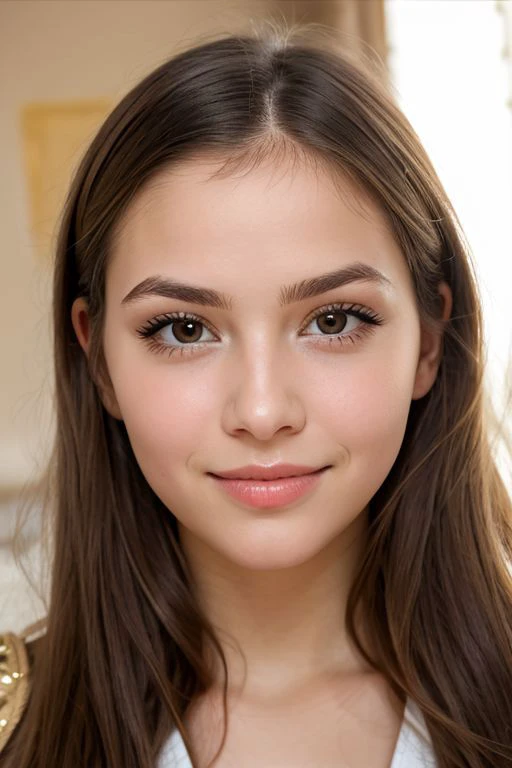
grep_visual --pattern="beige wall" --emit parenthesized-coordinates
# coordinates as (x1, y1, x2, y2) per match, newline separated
(0, 0, 280, 492)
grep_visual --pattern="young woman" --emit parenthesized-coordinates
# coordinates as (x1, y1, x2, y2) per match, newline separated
(1, 20, 511, 768)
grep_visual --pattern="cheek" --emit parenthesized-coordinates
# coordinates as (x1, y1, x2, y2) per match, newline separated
(307, 332, 420, 493)
(119, 372, 212, 479)
(335, 372, 413, 470)
(334, 360, 415, 441)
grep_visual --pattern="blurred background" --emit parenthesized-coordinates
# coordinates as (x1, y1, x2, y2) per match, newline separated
(1, 0, 511, 632)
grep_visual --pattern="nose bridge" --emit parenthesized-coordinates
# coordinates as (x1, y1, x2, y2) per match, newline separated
(224, 325, 305, 437)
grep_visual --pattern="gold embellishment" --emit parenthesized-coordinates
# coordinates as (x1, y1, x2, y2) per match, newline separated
(0, 633, 30, 753)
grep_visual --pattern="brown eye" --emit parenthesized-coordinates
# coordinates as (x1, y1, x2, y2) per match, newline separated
(300, 302, 384, 346)
(167, 319, 204, 344)
(314, 311, 348, 335)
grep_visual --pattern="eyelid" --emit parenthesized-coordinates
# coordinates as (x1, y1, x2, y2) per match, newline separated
(299, 301, 383, 332)
(137, 302, 383, 335)
(136, 302, 384, 340)
(136, 310, 215, 337)
(135, 301, 385, 359)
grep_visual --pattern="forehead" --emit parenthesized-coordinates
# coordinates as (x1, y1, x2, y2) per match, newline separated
(107, 155, 411, 300)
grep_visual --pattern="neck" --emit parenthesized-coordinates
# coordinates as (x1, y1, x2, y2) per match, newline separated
(178, 507, 372, 700)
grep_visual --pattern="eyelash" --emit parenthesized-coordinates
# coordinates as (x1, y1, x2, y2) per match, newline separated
(135, 303, 384, 359)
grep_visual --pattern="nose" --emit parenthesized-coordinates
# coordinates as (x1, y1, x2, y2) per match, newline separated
(222, 345, 306, 441)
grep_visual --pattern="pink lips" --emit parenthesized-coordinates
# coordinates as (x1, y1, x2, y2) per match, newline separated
(209, 466, 329, 509)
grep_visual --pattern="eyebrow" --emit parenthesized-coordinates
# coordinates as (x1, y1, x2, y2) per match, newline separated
(120, 261, 392, 310)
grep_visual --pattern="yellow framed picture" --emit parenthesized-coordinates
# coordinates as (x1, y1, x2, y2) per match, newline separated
(20, 100, 112, 260)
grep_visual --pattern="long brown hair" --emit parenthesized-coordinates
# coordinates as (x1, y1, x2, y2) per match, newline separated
(3, 19, 512, 768)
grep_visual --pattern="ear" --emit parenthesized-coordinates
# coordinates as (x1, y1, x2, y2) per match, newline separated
(71, 297, 123, 420)
(411, 281, 453, 400)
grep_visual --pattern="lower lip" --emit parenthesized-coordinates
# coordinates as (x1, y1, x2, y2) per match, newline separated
(209, 468, 328, 509)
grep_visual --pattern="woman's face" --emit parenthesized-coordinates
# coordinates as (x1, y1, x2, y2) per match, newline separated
(74, 156, 444, 571)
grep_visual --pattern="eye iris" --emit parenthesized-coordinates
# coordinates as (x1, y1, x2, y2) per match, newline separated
(317, 311, 347, 334)
(172, 320, 203, 344)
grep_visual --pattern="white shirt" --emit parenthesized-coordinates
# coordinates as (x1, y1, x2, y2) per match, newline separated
(157, 696, 437, 767)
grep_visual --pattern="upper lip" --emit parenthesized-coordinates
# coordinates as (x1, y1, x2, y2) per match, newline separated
(210, 464, 328, 480)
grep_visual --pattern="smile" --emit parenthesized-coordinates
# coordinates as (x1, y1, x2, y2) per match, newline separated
(208, 467, 329, 510)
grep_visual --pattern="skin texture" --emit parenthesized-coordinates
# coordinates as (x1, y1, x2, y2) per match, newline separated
(72, 156, 452, 713)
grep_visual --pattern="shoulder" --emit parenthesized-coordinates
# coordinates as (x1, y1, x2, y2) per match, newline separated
(0, 619, 46, 754)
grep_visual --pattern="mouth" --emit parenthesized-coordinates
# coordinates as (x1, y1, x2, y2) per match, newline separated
(208, 467, 330, 509)
(208, 464, 331, 481)
(209, 467, 328, 481)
